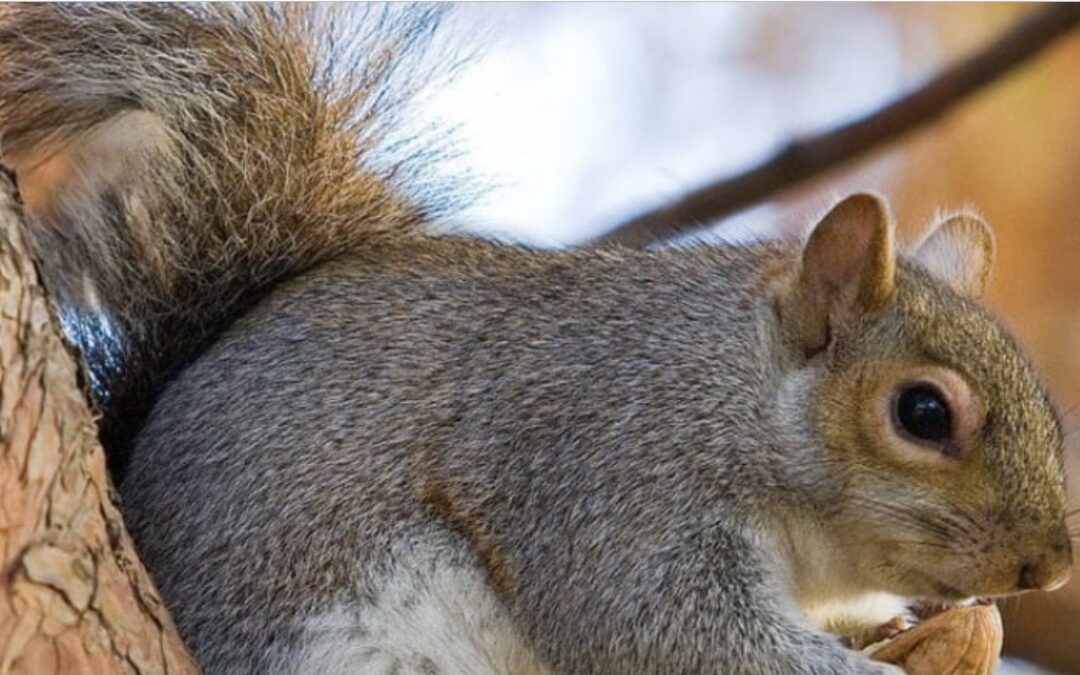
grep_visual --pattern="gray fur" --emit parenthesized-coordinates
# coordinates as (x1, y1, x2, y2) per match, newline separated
(124, 239, 893, 673)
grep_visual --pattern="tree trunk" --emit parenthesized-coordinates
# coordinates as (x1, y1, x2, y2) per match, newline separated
(0, 170, 197, 674)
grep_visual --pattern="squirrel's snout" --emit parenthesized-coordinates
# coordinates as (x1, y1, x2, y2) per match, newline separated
(1015, 532, 1073, 592)
(1017, 560, 1070, 591)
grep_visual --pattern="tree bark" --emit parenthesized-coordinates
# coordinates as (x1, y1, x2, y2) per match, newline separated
(0, 170, 198, 674)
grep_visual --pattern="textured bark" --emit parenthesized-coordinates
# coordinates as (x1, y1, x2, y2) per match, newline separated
(0, 170, 198, 674)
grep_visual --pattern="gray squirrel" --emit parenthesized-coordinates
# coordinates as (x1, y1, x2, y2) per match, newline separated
(0, 5, 1071, 674)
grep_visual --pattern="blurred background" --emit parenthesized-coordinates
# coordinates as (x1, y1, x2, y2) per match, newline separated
(430, 3, 1080, 673)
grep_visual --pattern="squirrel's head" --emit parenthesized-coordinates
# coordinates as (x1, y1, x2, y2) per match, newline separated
(774, 193, 1072, 602)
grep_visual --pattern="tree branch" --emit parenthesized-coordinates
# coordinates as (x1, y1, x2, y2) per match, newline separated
(0, 169, 198, 673)
(597, 4, 1080, 248)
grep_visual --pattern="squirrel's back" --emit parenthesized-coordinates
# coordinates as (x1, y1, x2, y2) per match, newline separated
(0, 4, 459, 475)
(120, 235, 778, 672)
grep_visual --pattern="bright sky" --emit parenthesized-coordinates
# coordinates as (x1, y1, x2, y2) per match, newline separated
(423, 3, 908, 247)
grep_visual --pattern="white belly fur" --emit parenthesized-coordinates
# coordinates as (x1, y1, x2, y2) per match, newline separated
(293, 558, 551, 675)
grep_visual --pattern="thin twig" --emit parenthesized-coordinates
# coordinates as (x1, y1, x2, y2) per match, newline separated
(597, 4, 1080, 248)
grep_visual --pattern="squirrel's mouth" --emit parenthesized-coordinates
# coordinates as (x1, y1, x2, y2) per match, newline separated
(903, 568, 971, 601)
(926, 580, 970, 601)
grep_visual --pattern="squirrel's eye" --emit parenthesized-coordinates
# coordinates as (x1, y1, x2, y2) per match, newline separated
(893, 384, 952, 444)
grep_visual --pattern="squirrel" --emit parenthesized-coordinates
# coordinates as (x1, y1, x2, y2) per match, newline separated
(0, 5, 1072, 674)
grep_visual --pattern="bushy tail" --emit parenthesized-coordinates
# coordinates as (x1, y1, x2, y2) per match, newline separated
(0, 4, 459, 476)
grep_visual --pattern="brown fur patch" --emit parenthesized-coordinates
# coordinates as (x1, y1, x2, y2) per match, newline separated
(421, 479, 520, 602)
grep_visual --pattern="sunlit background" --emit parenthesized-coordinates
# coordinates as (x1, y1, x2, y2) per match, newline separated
(427, 4, 1080, 673)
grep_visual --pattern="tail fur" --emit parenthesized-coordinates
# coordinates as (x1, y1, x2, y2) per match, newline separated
(0, 4, 459, 476)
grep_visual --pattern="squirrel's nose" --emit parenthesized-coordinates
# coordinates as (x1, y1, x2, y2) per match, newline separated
(1017, 533, 1073, 591)
(1017, 562, 1069, 591)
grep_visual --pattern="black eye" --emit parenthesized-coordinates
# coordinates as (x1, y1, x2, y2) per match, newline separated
(893, 384, 952, 444)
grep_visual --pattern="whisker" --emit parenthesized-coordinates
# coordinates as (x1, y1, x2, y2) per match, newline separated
(856, 502, 953, 538)
(859, 498, 982, 544)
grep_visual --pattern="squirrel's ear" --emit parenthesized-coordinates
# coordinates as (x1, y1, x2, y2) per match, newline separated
(789, 193, 896, 355)
(911, 213, 995, 298)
